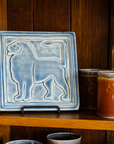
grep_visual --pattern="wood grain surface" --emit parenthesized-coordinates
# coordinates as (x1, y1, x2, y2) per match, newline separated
(0, 110, 113, 130)
(0, 0, 7, 30)
(109, 0, 114, 69)
(33, 0, 70, 31)
(10, 126, 35, 141)
(0, 125, 10, 144)
(7, 0, 33, 31)
(71, 129, 105, 144)
(71, 0, 109, 69)
(106, 130, 114, 144)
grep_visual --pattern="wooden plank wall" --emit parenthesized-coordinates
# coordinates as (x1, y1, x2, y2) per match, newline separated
(0, 0, 7, 30)
(33, 0, 70, 31)
(71, 0, 109, 69)
(0, 0, 110, 143)
(109, 0, 114, 69)
(0, 1, 10, 144)
(7, 0, 33, 31)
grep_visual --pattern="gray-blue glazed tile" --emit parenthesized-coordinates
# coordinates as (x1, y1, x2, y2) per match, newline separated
(0, 31, 79, 111)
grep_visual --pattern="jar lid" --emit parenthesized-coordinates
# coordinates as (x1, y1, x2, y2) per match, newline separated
(98, 70, 114, 78)
(79, 69, 103, 76)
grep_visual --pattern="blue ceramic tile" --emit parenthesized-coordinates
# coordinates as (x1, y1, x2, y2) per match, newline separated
(0, 31, 79, 111)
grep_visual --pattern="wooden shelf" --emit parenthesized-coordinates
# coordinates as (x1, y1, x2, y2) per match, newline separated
(0, 109, 114, 130)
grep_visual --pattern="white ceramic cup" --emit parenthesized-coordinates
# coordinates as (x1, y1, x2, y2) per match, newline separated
(47, 132, 81, 144)
(5, 140, 42, 144)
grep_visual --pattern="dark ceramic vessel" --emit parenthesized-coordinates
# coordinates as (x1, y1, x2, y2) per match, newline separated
(79, 69, 102, 109)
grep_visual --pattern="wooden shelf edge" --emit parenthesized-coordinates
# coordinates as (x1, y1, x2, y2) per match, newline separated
(0, 116, 114, 130)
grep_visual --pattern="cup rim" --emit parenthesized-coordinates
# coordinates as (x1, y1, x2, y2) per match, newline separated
(79, 68, 103, 72)
(98, 70, 114, 74)
(79, 68, 104, 75)
(47, 132, 81, 141)
(98, 70, 114, 78)
(5, 139, 41, 144)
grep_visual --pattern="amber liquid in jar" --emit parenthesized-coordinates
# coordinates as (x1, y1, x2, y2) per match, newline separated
(97, 77, 114, 118)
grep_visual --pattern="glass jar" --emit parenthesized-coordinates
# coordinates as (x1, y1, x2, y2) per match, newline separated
(79, 69, 102, 109)
(97, 70, 114, 118)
